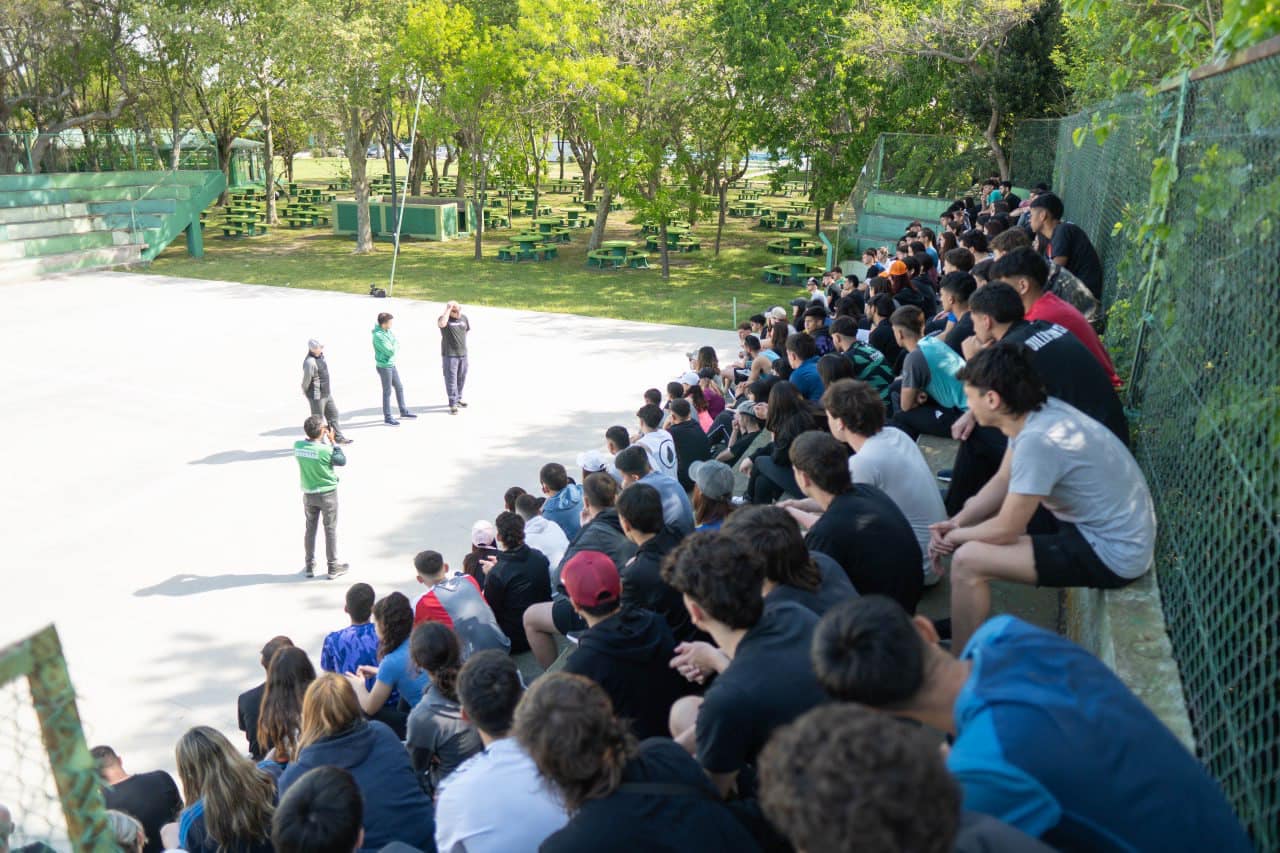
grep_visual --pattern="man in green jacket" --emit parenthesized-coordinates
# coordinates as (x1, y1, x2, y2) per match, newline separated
(295, 415, 350, 579)
(373, 312, 416, 426)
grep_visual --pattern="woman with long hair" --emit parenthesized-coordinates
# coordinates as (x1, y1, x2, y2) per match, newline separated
(406, 622, 482, 797)
(685, 385, 714, 433)
(174, 727, 275, 853)
(345, 592, 430, 736)
(743, 380, 821, 504)
(817, 353, 856, 389)
(280, 674, 434, 851)
(256, 646, 316, 779)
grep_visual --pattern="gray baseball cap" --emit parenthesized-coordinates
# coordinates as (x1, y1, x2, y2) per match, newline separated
(689, 459, 735, 501)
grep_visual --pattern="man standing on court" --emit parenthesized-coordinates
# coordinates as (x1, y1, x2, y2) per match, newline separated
(302, 339, 352, 444)
(438, 301, 470, 415)
(295, 415, 350, 579)
(373, 312, 416, 426)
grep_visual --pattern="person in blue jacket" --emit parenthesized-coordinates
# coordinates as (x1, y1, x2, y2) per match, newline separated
(279, 673, 435, 853)
(811, 596, 1252, 853)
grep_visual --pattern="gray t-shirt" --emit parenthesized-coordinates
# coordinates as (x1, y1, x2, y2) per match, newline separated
(849, 427, 947, 579)
(441, 314, 470, 357)
(901, 347, 930, 391)
(1009, 397, 1156, 578)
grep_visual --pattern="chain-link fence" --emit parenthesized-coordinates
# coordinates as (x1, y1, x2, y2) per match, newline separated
(1054, 46, 1280, 848)
(1006, 117, 1059, 191)
(0, 627, 114, 851)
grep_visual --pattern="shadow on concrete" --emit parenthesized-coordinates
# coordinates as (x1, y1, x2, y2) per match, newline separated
(135, 572, 307, 596)
(189, 448, 296, 465)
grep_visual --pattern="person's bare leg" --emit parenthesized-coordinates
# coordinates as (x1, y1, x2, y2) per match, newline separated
(522, 602, 560, 670)
(669, 695, 702, 754)
(949, 537, 1038, 652)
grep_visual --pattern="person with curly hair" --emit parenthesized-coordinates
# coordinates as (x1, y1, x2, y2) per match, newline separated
(662, 532, 825, 799)
(406, 622, 483, 797)
(171, 726, 275, 853)
(344, 592, 429, 738)
(514, 673, 758, 853)
(758, 703, 1053, 853)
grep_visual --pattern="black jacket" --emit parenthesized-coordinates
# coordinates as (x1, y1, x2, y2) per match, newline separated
(541, 739, 761, 853)
(236, 683, 265, 759)
(553, 508, 638, 592)
(667, 419, 711, 491)
(563, 606, 696, 739)
(622, 526, 698, 643)
(483, 544, 552, 654)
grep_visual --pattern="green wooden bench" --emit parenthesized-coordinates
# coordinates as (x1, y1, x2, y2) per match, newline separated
(587, 249, 624, 269)
(284, 215, 313, 228)
(627, 252, 650, 269)
(676, 237, 701, 252)
(550, 227, 573, 243)
(497, 246, 517, 261)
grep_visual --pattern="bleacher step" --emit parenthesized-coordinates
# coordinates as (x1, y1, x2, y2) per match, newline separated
(0, 243, 145, 281)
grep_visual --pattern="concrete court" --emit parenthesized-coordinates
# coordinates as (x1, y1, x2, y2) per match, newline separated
(0, 271, 739, 778)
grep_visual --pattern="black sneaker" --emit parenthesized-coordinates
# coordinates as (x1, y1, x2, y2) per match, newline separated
(327, 563, 350, 579)
(399, 411, 418, 419)
(457, 401, 468, 408)
(385, 417, 400, 426)
(936, 468, 953, 483)
(304, 567, 316, 578)
(335, 436, 353, 445)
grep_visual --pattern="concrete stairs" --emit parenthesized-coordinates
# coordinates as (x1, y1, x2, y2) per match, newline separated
(0, 170, 224, 281)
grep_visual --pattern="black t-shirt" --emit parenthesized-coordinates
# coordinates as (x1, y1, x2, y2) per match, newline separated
(945, 312, 975, 355)
(440, 314, 470, 357)
(102, 771, 183, 853)
(541, 738, 761, 853)
(621, 527, 699, 644)
(763, 552, 858, 616)
(724, 430, 760, 466)
(667, 420, 711, 492)
(696, 603, 826, 778)
(868, 319, 903, 374)
(1049, 222, 1104, 301)
(1003, 320, 1129, 445)
(805, 485, 924, 612)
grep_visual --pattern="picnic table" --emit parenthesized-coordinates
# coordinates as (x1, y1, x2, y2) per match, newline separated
(563, 206, 586, 225)
(601, 240, 635, 258)
(534, 217, 565, 235)
(768, 235, 821, 256)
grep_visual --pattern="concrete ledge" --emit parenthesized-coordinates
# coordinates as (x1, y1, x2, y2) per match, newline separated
(1064, 573, 1195, 751)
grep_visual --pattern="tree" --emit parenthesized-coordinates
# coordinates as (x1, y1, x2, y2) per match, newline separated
(851, 0, 1057, 180)
(303, 0, 402, 252)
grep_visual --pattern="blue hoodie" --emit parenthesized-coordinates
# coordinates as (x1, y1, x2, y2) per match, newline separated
(279, 719, 436, 852)
(542, 483, 584, 539)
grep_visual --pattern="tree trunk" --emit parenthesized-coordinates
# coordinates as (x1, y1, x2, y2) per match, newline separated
(984, 102, 1010, 181)
(530, 130, 541, 215)
(588, 184, 612, 251)
(442, 144, 454, 178)
(658, 221, 671, 280)
(714, 181, 727, 256)
(557, 136, 565, 180)
(455, 144, 466, 200)
(262, 96, 277, 224)
(346, 106, 373, 253)
(473, 149, 487, 261)
(169, 107, 183, 170)
(217, 134, 234, 204)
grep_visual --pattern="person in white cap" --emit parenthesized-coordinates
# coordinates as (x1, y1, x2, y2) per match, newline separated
(302, 339, 352, 444)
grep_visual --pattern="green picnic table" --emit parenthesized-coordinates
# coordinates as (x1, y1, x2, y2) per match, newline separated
(601, 240, 634, 258)
(563, 206, 585, 225)
(778, 255, 820, 279)
(534, 217, 565, 235)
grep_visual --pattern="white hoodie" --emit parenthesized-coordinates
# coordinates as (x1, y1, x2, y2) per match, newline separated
(524, 515, 570, 576)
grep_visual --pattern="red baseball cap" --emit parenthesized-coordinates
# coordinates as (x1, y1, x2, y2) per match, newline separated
(561, 551, 621, 609)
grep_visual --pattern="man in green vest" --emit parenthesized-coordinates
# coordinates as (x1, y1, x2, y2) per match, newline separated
(295, 415, 350, 579)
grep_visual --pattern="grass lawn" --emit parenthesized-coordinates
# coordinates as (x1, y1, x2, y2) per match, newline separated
(147, 158, 841, 330)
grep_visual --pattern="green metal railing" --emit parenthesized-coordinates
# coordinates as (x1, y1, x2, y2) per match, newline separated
(0, 626, 114, 851)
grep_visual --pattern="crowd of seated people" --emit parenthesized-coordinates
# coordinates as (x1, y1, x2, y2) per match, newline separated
(81, 182, 1254, 853)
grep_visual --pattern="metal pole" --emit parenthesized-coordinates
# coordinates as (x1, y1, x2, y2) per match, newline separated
(732, 297, 738, 329)
(388, 79, 425, 297)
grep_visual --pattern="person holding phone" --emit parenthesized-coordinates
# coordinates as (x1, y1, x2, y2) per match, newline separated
(294, 415, 350, 579)
(438, 301, 471, 415)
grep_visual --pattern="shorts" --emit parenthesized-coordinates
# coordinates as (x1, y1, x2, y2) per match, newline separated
(1032, 520, 1135, 590)
(552, 597, 588, 635)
